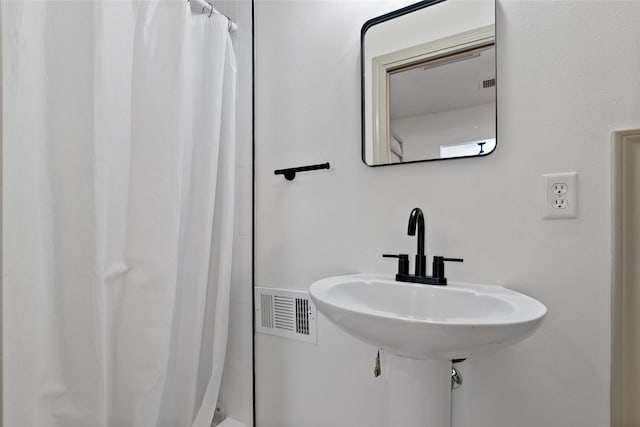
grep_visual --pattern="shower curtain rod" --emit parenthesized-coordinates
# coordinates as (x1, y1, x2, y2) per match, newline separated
(189, 0, 238, 32)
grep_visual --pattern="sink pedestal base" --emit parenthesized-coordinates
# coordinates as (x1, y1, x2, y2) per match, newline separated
(383, 354, 451, 427)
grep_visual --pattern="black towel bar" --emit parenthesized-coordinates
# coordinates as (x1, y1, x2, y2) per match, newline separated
(274, 162, 330, 181)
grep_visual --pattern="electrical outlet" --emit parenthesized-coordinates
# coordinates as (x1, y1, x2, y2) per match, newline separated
(542, 172, 578, 219)
(551, 198, 568, 209)
(552, 183, 568, 195)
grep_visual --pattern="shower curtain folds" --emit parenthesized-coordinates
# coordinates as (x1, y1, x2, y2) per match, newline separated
(1, 1, 237, 426)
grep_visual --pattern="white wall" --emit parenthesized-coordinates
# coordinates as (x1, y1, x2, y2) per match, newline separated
(255, 1, 640, 427)
(391, 102, 496, 160)
(218, 0, 254, 425)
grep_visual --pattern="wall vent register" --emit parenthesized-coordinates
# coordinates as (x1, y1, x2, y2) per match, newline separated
(255, 287, 317, 344)
(482, 78, 496, 88)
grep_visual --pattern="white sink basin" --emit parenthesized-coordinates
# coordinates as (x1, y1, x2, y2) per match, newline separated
(309, 273, 546, 359)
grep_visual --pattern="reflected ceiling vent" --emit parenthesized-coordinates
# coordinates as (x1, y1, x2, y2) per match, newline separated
(482, 78, 496, 89)
(255, 287, 317, 344)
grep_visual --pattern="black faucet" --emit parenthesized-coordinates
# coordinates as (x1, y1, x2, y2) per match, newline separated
(383, 207, 464, 286)
(407, 207, 427, 276)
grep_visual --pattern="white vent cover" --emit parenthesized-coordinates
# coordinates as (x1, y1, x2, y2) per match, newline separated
(255, 287, 317, 344)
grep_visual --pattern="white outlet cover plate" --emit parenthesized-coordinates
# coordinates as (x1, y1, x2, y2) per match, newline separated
(542, 172, 578, 219)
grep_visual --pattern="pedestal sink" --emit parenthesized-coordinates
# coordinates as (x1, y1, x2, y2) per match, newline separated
(309, 274, 546, 427)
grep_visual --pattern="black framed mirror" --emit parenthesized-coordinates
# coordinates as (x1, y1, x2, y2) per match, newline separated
(361, 0, 496, 166)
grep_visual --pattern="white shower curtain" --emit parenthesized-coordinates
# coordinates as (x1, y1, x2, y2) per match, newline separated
(2, 1, 236, 426)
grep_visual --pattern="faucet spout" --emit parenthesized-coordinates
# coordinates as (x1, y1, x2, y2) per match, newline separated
(407, 207, 426, 276)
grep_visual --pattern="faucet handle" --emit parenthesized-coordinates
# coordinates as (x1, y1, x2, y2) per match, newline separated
(432, 256, 464, 285)
(383, 253, 409, 275)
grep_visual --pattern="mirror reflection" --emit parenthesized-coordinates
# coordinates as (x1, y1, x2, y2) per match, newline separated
(362, 0, 496, 166)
